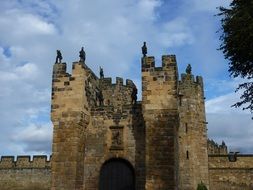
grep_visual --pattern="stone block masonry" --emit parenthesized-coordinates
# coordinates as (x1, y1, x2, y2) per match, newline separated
(209, 154, 253, 189)
(0, 155, 51, 190)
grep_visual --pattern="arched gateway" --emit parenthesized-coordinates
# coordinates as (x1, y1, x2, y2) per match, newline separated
(99, 158, 135, 190)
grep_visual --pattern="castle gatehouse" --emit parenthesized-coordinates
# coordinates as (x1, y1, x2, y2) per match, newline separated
(0, 45, 252, 190)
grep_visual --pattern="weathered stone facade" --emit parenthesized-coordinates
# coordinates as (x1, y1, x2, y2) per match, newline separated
(0, 51, 253, 190)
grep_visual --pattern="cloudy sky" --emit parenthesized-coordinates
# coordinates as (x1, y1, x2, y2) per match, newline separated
(0, 0, 252, 156)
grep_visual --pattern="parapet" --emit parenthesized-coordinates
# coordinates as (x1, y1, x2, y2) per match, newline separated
(180, 73, 203, 87)
(208, 139, 228, 155)
(142, 55, 177, 72)
(99, 77, 135, 88)
(53, 63, 69, 79)
(0, 155, 51, 169)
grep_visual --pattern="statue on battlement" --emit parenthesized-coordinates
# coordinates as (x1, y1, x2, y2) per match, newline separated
(186, 64, 192, 74)
(79, 47, 86, 62)
(131, 86, 138, 105)
(55, 50, 62, 63)
(142, 42, 147, 57)
(100, 67, 104, 79)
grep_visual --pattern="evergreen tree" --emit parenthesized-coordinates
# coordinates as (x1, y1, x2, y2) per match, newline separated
(218, 0, 253, 115)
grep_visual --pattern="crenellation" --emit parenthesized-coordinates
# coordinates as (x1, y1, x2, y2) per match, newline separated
(0, 156, 15, 168)
(53, 63, 68, 79)
(100, 77, 135, 88)
(196, 75, 203, 86)
(116, 77, 123, 85)
(0, 155, 51, 169)
(180, 73, 204, 88)
(100, 77, 112, 86)
(98, 77, 137, 108)
(208, 139, 228, 155)
(16, 155, 31, 168)
(142, 56, 155, 71)
(181, 73, 195, 83)
(162, 54, 177, 70)
(126, 79, 134, 87)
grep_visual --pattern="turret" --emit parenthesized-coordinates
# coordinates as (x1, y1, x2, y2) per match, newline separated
(178, 64, 209, 189)
(51, 48, 90, 190)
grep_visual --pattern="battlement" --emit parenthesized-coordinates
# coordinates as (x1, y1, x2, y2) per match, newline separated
(52, 63, 69, 79)
(180, 73, 203, 87)
(0, 155, 51, 169)
(99, 77, 135, 88)
(141, 55, 177, 72)
(208, 139, 228, 155)
(52, 61, 136, 91)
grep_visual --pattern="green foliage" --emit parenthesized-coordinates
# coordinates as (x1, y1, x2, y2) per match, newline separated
(197, 181, 208, 190)
(218, 0, 253, 114)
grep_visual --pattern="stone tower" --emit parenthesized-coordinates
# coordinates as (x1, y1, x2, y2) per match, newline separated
(51, 62, 89, 190)
(141, 55, 179, 189)
(178, 68, 209, 189)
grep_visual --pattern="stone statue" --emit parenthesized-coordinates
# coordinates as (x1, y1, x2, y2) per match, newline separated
(142, 42, 147, 57)
(55, 50, 62, 63)
(79, 47, 86, 62)
(131, 86, 138, 104)
(97, 90, 104, 106)
(186, 64, 192, 74)
(100, 67, 104, 79)
(112, 131, 121, 146)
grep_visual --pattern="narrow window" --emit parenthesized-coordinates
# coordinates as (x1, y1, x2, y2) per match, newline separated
(186, 151, 189, 159)
(179, 94, 183, 106)
(185, 123, 188, 133)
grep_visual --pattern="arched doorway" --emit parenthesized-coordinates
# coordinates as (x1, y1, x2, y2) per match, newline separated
(99, 158, 135, 190)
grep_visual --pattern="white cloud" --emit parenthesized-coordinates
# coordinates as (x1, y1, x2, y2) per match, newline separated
(14, 63, 39, 80)
(137, 0, 162, 20)
(9, 122, 52, 155)
(0, 9, 56, 45)
(207, 113, 253, 153)
(158, 18, 194, 47)
(12, 123, 52, 143)
(206, 89, 253, 153)
(206, 93, 242, 114)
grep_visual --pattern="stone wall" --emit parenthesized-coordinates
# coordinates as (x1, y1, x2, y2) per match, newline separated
(178, 72, 209, 189)
(209, 154, 253, 190)
(0, 155, 51, 190)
